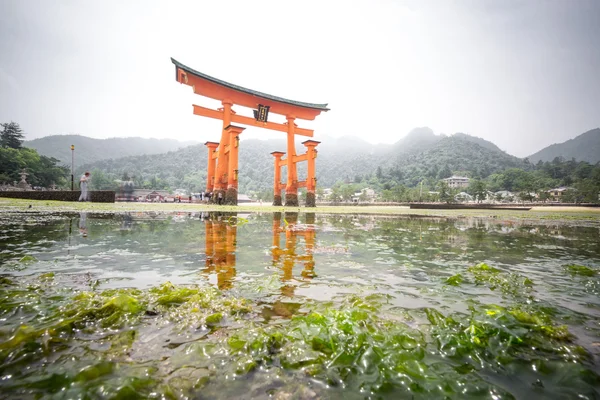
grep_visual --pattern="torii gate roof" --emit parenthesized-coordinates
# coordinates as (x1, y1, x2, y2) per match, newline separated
(171, 58, 329, 120)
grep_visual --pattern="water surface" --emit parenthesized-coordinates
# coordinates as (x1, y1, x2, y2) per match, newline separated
(1, 211, 599, 399)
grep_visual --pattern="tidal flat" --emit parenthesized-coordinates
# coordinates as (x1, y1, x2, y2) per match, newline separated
(0, 200, 599, 399)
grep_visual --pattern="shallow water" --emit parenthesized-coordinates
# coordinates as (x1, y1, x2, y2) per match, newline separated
(0, 211, 599, 399)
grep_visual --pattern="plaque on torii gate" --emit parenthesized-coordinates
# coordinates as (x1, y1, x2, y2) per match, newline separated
(171, 58, 329, 206)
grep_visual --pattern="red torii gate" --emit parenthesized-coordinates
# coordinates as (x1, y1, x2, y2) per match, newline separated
(171, 58, 329, 206)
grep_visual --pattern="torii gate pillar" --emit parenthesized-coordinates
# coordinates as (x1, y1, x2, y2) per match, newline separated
(285, 116, 299, 207)
(271, 139, 320, 207)
(225, 125, 245, 205)
(303, 140, 320, 207)
(271, 151, 285, 206)
(204, 141, 219, 193)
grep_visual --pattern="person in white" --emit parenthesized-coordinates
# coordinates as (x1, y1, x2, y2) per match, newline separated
(79, 172, 91, 201)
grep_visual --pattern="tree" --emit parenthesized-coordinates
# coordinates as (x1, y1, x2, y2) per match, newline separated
(537, 190, 550, 203)
(1, 122, 25, 149)
(340, 184, 355, 202)
(359, 189, 368, 202)
(316, 187, 325, 200)
(438, 165, 452, 180)
(469, 179, 487, 203)
(0, 146, 68, 187)
(438, 180, 452, 203)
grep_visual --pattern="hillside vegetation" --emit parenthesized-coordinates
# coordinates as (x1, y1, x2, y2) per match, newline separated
(22, 128, 599, 203)
(70, 130, 528, 197)
(1, 122, 68, 187)
(528, 128, 600, 164)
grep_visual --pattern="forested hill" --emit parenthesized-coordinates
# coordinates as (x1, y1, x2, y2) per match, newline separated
(24, 135, 198, 165)
(386, 134, 528, 187)
(527, 128, 600, 164)
(75, 130, 529, 195)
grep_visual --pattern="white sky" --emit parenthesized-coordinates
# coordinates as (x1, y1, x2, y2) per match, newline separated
(1, 0, 599, 157)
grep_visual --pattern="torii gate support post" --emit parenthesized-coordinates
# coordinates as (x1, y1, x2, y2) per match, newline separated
(204, 142, 219, 194)
(285, 116, 299, 206)
(213, 100, 233, 203)
(271, 152, 285, 206)
(225, 125, 245, 205)
(302, 140, 320, 207)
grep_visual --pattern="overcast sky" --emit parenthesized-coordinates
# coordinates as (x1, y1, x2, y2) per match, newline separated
(1, 0, 599, 157)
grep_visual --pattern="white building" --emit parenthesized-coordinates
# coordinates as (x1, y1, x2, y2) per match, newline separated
(443, 176, 470, 188)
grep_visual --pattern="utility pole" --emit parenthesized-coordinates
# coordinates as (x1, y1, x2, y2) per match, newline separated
(71, 145, 74, 190)
(419, 180, 423, 202)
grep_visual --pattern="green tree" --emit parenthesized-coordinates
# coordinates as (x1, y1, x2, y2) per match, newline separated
(438, 165, 452, 180)
(340, 184, 355, 202)
(359, 189, 368, 202)
(0, 146, 68, 187)
(561, 189, 576, 203)
(469, 179, 487, 203)
(316, 187, 325, 200)
(330, 186, 343, 203)
(1, 122, 25, 149)
(438, 180, 452, 203)
(90, 169, 115, 190)
(537, 190, 550, 203)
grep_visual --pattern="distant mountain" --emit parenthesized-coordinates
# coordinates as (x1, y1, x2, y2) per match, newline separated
(390, 134, 528, 186)
(451, 132, 504, 153)
(74, 128, 528, 193)
(527, 128, 600, 164)
(24, 135, 198, 165)
(392, 127, 441, 155)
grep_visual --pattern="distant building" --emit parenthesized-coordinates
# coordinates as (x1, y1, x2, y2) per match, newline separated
(547, 187, 572, 201)
(443, 176, 470, 188)
(351, 188, 376, 203)
(321, 188, 333, 200)
(131, 189, 171, 202)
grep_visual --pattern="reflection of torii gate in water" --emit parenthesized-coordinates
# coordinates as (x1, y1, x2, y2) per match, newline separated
(271, 212, 316, 296)
(204, 213, 238, 290)
(202, 212, 316, 292)
(171, 58, 329, 207)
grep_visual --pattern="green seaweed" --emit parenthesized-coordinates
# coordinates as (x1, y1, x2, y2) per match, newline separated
(466, 263, 534, 297)
(205, 312, 223, 325)
(19, 255, 37, 264)
(0, 276, 13, 285)
(445, 273, 463, 286)
(39, 272, 55, 281)
(565, 264, 597, 277)
(0, 275, 598, 399)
